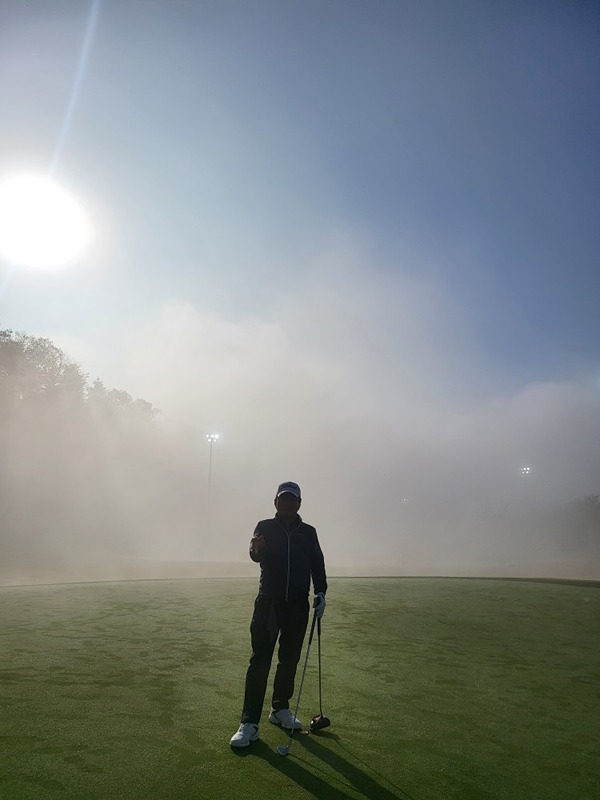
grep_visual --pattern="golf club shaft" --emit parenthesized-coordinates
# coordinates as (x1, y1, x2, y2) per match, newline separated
(317, 616, 323, 716)
(281, 610, 317, 753)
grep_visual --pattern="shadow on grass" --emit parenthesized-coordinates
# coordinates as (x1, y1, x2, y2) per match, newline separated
(232, 734, 419, 800)
(300, 732, 420, 800)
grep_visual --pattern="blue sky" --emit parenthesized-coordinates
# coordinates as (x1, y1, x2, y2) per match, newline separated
(1, 1, 599, 554)
(2, 1, 598, 383)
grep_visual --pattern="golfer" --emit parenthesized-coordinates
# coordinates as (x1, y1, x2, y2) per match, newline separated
(230, 481, 327, 747)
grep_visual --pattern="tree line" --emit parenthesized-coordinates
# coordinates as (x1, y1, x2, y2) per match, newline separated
(0, 327, 201, 579)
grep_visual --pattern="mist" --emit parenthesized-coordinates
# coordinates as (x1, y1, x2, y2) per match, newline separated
(4, 254, 598, 586)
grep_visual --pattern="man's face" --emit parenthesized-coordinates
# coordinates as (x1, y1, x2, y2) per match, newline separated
(275, 492, 301, 520)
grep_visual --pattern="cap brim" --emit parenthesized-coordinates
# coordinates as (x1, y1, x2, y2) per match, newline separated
(276, 490, 301, 498)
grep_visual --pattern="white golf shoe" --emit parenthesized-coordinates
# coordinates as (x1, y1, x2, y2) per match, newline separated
(230, 723, 259, 748)
(268, 708, 302, 730)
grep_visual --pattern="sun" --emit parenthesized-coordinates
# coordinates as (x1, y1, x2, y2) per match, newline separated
(0, 174, 92, 271)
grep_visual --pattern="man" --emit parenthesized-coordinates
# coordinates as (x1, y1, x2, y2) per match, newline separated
(230, 481, 327, 748)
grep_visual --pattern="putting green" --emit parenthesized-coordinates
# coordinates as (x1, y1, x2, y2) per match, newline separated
(1, 578, 598, 799)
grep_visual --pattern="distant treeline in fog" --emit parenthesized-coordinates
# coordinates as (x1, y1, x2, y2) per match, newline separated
(0, 327, 203, 578)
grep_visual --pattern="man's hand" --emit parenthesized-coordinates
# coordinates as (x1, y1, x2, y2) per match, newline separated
(250, 535, 265, 558)
(313, 592, 326, 619)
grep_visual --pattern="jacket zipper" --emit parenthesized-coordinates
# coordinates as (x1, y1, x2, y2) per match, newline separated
(278, 520, 300, 602)
(286, 531, 291, 601)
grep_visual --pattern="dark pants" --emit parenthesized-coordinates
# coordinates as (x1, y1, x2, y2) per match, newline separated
(241, 595, 309, 725)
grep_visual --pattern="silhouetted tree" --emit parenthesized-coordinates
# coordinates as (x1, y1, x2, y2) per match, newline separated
(0, 327, 167, 578)
(0, 329, 86, 401)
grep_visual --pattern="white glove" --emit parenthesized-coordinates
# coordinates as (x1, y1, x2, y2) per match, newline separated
(313, 592, 326, 619)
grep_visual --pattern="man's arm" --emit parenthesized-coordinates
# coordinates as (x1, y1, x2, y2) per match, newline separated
(310, 530, 327, 595)
(249, 524, 266, 563)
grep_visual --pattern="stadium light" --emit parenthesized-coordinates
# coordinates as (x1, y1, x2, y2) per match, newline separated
(206, 434, 219, 533)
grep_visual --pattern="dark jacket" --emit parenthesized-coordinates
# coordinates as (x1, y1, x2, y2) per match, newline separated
(249, 515, 327, 602)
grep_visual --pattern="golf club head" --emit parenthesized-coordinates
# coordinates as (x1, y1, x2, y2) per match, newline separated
(276, 745, 290, 756)
(310, 714, 331, 731)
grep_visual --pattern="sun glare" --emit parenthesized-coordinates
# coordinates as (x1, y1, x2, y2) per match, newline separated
(0, 174, 92, 271)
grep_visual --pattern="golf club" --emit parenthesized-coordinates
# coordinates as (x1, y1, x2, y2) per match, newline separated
(276, 610, 317, 756)
(310, 616, 331, 732)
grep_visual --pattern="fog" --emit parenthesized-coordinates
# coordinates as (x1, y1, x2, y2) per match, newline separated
(3, 258, 598, 585)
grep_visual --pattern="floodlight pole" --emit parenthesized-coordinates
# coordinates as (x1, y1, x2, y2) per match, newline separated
(206, 433, 219, 534)
(520, 466, 532, 508)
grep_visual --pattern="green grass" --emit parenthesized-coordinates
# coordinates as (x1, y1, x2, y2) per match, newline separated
(1, 578, 599, 800)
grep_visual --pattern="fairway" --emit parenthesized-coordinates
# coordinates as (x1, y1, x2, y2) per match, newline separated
(1, 578, 599, 800)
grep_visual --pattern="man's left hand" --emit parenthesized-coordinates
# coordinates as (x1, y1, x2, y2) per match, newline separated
(313, 592, 326, 619)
